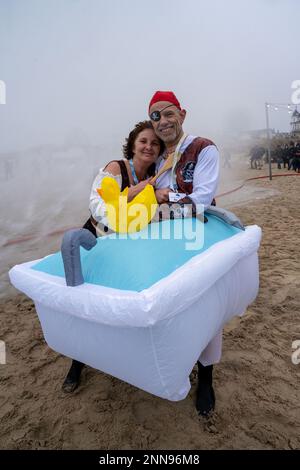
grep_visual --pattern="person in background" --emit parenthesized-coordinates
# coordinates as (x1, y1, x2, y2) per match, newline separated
(222, 148, 232, 169)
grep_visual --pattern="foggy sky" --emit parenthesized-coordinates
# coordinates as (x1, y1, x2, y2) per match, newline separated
(0, 0, 299, 154)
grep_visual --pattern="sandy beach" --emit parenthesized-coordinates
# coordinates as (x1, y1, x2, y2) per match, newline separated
(0, 162, 299, 450)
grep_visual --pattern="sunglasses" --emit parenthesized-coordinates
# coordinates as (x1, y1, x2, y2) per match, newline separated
(149, 104, 177, 122)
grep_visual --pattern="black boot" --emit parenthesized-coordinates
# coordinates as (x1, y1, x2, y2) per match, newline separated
(62, 359, 84, 393)
(196, 362, 215, 417)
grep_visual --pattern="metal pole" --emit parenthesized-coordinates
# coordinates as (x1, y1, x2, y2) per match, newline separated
(265, 102, 272, 181)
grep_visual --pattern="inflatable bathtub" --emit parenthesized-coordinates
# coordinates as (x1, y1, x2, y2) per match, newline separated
(9, 209, 261, 401)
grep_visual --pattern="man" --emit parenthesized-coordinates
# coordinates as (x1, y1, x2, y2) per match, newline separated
(148, 90, 220, 416)
(250, 145, 265, 170)
(292, 142, 300, 172)
(288, 141, 296, 171)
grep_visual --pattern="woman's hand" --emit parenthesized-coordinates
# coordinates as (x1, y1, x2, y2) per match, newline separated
(127, 178, 152, 202)
(155, 188, 174, 204)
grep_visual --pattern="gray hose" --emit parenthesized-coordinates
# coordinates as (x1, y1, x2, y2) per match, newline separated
(205, 206, 245, 231)
(61, 228, 97, 286)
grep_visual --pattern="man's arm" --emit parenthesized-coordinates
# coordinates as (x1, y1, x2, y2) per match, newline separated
(188, 145, 219, 210)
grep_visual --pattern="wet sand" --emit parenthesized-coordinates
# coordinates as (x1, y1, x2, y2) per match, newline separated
(1, 163, 300, 449)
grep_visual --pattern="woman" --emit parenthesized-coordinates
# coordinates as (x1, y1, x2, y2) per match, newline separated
(62, 120, 164, 393)
(83, 120, 164, 237)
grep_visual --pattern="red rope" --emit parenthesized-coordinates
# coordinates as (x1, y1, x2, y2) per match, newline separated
(3, 172, 300, 247)
(216, 172, 300, 198)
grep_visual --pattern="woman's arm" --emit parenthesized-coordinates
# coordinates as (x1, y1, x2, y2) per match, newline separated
(90, 162, 153, 222)
(105, 161, 152, 201)
(127, 179, 152, 202)
(89, 164, 122, 223)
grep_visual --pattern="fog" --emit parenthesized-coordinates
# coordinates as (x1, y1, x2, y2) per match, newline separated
(0, 0, 299, 297)
(1, 0, 299, 154)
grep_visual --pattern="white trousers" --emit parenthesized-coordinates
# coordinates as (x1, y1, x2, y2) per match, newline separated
(198, 329, 223, 367)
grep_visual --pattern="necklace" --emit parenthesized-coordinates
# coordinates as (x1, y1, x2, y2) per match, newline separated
(129, 159, 139, 185)
(170, 133, 188, 191)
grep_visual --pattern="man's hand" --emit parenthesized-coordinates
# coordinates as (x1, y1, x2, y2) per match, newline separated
(155, 188, 174, 204)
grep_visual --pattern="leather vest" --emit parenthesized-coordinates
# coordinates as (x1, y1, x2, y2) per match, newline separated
(175, 137, 216, 205)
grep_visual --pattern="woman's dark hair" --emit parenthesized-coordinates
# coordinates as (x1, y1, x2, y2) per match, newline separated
(123, 120, 165, 161)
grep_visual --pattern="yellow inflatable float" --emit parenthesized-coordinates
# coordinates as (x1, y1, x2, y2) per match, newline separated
(97, 176, 158, 233)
